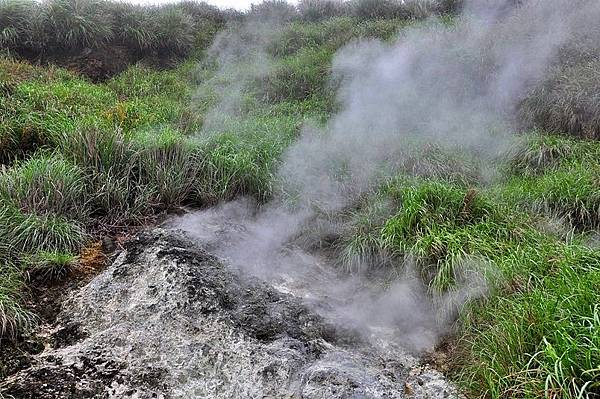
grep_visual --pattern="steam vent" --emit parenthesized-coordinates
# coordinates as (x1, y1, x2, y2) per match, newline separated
(1, 231, 459, 398)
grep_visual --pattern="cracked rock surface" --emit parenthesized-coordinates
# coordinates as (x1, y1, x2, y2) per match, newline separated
(0, 230, 460, 398)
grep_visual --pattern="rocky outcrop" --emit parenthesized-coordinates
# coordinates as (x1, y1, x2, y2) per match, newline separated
(0, 230, 460, 398)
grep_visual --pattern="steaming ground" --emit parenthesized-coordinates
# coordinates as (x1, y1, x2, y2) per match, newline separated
(183, 0, 600, 356)
(1, 229, 462, 398)
(167, 199, 487, 353)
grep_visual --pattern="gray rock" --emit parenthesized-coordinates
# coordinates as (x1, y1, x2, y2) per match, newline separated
(0, 230, 461, 399)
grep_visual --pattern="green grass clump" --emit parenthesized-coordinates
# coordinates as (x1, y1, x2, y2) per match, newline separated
(509, 133, 600, 177)
(520, 59, 600, 140)
(195, 114, 299, 203)
(23, 250, 77, 280)
(107, 63, 191, 100)
(335, 179, 514, 285)
(457, 252, 600, 399)
(60, 127, 152, 225)
(379, 180, 514, 291)
(268, 16, 405, 58)
(133, 127, 199, 210)
(1, 0, 227, 62)
(261, 46, 335, 103)
(336, 192, 396, 273)
(504, 163, 600, 231)
(334, 174, 600, 398)
(297, 0, 348, 22)
(0, 263, 34, 338)
(42, 0, 114, 50)
(1, 74, 116, 161)
(0, 152, 88, 220)
(0, 0, 37, 51)
(1, 207, 86, 253)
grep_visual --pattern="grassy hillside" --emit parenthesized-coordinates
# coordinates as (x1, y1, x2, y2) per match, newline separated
(1, 0, 599, 398)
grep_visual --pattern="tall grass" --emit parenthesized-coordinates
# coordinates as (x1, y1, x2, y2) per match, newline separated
(520, 61, 600, 140)
(133, 127, 199, 210)
(0, 152, 89, 220)
(504, 163, 600, 231)
(60, 127, 152, 225)
(0, 0, 227, 64)
(23, 250, 77, 280)
(456, 254, 600, 399)
(0, 263, 34, 338)
(0, 0, 36, 51)
(42, 0, 114, 50)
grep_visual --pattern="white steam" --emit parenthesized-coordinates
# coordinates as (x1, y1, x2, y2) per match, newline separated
(177, 0, 600, 352)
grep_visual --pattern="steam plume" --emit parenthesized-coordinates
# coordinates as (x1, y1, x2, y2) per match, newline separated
(177, 0, 600, 352)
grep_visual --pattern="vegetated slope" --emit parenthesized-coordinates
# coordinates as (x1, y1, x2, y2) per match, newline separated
(0, 0, 599, 398)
